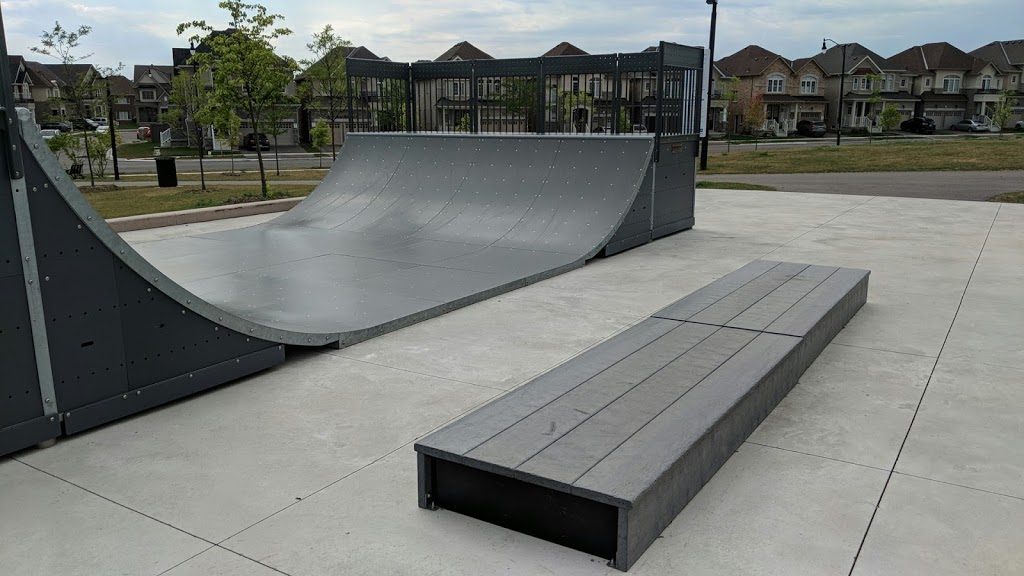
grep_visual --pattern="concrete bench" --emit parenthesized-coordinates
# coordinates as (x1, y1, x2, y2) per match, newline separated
(414, 260, 869, 570)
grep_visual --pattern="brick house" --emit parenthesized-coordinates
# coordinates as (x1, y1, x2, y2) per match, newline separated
(814, 43, 917, 130)
(968, 40, 1024, 127)
(887, 43, 976, 129)
(297, 44, 382, 144)
(132, 65, 173, 125)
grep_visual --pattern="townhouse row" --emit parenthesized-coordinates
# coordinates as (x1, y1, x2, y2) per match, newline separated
(710, 40, 1024, 133)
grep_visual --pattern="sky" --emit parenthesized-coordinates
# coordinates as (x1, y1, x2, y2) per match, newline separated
(1, 0, 1018, 73)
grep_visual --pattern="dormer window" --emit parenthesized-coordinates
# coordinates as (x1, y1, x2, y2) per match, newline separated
(799, 75, 817, 94)
(766, 74, 785, 94)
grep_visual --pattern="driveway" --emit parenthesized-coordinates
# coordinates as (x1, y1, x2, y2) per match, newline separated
(700, 170, 1024, 201)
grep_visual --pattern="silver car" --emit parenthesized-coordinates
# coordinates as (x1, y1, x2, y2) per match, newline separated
(951, 119, 987, 132)
(39, 129, 60, 140)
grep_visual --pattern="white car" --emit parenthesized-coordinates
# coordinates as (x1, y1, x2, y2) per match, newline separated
(40, 129, 60, 140)
(1016, 120, 1024, 130)
(96, 125, 110, 134)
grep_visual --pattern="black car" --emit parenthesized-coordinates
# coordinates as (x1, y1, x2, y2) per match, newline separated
(242, 133, 270, 150)
(41, 121, 73, 132)
(71, 117, 98, 131)
(796, 120, 827, 137)
(900, 117, 936, 134)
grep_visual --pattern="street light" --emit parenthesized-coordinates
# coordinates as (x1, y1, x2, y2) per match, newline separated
(822, 38, 848, 146)
(699, 0, 718, 170)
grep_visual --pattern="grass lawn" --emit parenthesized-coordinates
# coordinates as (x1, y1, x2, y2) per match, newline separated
(696, 181, 776, 191)
(703, 137, 1024, 174)
(117, 141, 241, 159)
(104, 168, 330, 183)
(82, 184, 314, 219)
(989, 191, 1024, 203)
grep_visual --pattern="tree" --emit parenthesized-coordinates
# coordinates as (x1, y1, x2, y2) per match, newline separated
(721, 77, 740, 153)
(299, 25, 350, 160)
(46, 131, 77, 164)
(309, 118, 330, 168)
(992, 89, 1018, 135)
(879, 104, 902, 137)
(743, 94, 766, 150)
(499, 77, 538, 132)
(866, 73, 884, 142)
(178, 1, 297, 198)
(164, 71, 214, 190)
(32, 21, 99, 186)
(558, 90, 595, 133)
(209, 105, 242, 175)
(263, 96, 295, 175)
(376, 78, 406, 131)
(84, 130, 120, 177)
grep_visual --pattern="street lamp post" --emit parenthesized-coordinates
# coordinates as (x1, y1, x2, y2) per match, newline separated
(822, 39, 848, 146)
(699, 0, 718, 170)
(105, 78, 120, 180)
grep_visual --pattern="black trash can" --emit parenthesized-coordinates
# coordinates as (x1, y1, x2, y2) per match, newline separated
(155, 156, 177, 188)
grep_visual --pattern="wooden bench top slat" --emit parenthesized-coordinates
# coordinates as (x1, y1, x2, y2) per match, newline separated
(652, 259, 781, 321)
(418, 317, 679, 457)
(466, 322, 718, 469)
(724, 265, 839, 332)
(685, 262, 809, 326)
(572, 332, 801, 503)
(766, 267, 869, 337)
(516, 327, 757, 486)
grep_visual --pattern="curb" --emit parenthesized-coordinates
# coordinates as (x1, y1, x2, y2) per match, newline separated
(107, 197, 303, 232)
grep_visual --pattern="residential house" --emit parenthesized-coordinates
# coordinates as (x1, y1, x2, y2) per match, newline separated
(814, 43, 916, 130)
(715, 45, 828, 135)
(708, 63, 735, 133)
(968, 40, 1024, 126)
(23, 61, 65, 124)
(416, 41, 495, 132)
(887, 42, 975, 129)
(8, 56, 35, 118)
(132, 65, 173, 125)
(106, 75, 135, 124)
(298, 44, 382, 144)
(44, 63, 103, 119)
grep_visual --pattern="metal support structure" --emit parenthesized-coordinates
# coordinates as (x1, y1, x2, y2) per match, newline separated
(346, 73, 354, 132)
(699, 0, 718, 170)
(823, 39, 848, 147)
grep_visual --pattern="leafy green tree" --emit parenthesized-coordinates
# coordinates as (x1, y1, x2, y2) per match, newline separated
(299, 25, 351, 160)
(992, 89, 1018, 135)
(376, 78, 406, 131)
(880, 104, 902, 136)
(263, 96, 295, 175)
(32, 21, 98, 186)
(866, 73, 884, 142)
(558, 90, 594, 133)
(46, 131, 77, 164)
(209, 105, 242, 175)
(721, 77, 740, 152)
(309, 118, 330, 168)
(743, 94, 766, 150)
(164, 71, 214, 190)
(455, 113, 471, 133)
(178, 1, 297, 197)
(84, 130, 120, 177)
(499, 77, 538, 132)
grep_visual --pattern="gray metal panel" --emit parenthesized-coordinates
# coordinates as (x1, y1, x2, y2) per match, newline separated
(0, 275, 43, 429)
(466, 322, 717, 469)
(415, 317, 680, 457)
(651, 138, 697, 239)
(602, 160, 654, 257)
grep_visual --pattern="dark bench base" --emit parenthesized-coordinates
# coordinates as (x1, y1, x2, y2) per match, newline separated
(415, 260, 869, 570)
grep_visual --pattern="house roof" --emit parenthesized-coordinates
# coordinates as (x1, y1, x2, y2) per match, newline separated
(133, 65, 173, 86)
(24, 60, 63, 87)
(543, 42, 588, 57)
(716, 45, 789, 77)
(107, 75, 133, 95)
(435, 41, 493, 61)
(919, 90, 968, 103)
(8, 55, 29, 84)
(43, 63, 95, 86)
(813, 43, 898, 75)
(969, 40, 1024, 71)
(888, 42, 974, 73)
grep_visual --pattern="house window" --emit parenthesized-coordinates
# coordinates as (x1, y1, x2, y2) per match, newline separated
(571, 76, 580, 95)
(452, 81, 466, 97)
(800, 75, 817, 94)
(981, 75, 992, 90)
(589, 78, 601, 98)
(900, 78, 907, 89)
(116, 97, 129, 104)
(766, 74, 785, 94)
(117, 111, 130, 121)
(51, 108, 60, 117)
(141, 89, 156, 100)
(884, 75, 894, 91)
(942, 75, 960, 93)
(925, 78, 931, 87)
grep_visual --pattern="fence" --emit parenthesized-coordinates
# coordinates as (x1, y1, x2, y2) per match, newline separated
(345, 41, 704, 151)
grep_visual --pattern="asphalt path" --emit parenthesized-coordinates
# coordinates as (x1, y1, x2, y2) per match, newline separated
(700, 171, 1024, 201)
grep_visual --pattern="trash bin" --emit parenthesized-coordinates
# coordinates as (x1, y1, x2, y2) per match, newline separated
(154, 156, 177, 188)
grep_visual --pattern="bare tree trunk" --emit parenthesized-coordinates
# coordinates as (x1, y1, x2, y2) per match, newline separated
(197, 127, 207, 191)
(328, 105, 337, 160)
(255, 145, 268, 197)
(82, 129, 95, 186)
(273, 134, 280, 176)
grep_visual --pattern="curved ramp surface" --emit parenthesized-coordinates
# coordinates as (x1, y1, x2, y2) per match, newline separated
(28, 126, 654, 346)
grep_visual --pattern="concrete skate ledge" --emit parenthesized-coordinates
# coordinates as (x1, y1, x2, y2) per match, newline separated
(107, 197, 303, 232)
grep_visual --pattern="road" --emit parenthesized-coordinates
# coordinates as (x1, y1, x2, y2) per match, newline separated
(706, 131, 1010, 153)
(700, 171, 1024, 201)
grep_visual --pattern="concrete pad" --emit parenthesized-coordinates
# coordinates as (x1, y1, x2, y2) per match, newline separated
(965, 244, 1024, 303)
(831, 288, 960, 357)
(853, 473, 1024, 576)
(629, 443, 887, 575)
(18, 352, 497, 542)
(120, 213, 277, 244)
(0, 459, 208, 576)
(750, 344, 933, 469)
(163, 546, 280, 576)
(224, 451, 619, 576)
(897, 360, 1024, 499)
(942, 295, 1024, 370)
(334, 296, 639, 390)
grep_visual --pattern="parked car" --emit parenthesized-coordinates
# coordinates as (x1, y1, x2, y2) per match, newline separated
(71, 117, 98, 131)
(39, 129, 60, 140)
(796, 120, 827, 137)
(951, 119, 987, 132)
(137, 126, 152, 140)
(90, 117, 108, 126)
(899, 117, 936, 134)
(1015, 120, 1024, 130)
(242, 132, 271, 150)
(41, 121, 72, 132)
(96, 125, 110, 134)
